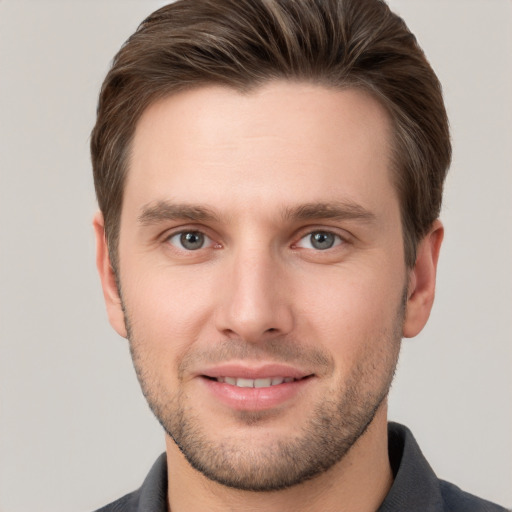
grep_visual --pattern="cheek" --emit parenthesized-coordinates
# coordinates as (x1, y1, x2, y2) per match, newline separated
(121, 262, 218, 359)
(295, 265, 404, 361)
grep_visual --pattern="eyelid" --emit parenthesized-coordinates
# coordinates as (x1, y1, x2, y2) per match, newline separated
(295, 231, 343, 250)
(162, 225, 220, 250)
(292, 226, 351, 248)
(159, 224, 351, 251)
(168, 231, 210, 249)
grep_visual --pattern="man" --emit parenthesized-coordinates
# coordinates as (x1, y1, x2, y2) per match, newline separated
(90, 0, 508, 511)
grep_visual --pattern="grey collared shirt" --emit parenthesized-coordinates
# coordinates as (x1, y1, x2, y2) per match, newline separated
(94, 423, 509, 512)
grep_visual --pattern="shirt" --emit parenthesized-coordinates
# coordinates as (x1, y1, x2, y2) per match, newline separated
(94, 422, 509, 511)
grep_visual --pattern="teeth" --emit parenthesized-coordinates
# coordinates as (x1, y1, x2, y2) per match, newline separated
(254, 378, 272, 388)
(215, 377, 296, 388)
(236, 378, 254, 388)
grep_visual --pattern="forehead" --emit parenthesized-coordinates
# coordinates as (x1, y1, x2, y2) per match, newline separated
(126, 81, 396, 221)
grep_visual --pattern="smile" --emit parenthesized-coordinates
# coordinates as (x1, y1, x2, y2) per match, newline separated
(201, 374, 313, 411)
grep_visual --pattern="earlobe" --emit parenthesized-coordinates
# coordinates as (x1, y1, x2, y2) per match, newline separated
(403, 220, 444, 338)
(93, 211, 128, 338)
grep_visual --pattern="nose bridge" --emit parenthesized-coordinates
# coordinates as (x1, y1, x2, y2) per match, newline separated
(217, 238, 293, 341)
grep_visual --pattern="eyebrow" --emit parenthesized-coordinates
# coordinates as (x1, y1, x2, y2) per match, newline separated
(281, 202, 376, 224)
(137, 200, 376, 226)
(138, 201, 220, 225)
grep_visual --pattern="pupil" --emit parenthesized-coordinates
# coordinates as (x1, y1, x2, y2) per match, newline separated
(311, 232, 334, 250)
(181, 232, 204, 250)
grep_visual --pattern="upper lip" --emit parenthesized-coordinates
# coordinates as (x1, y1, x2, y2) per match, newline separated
(197, 363, 312, 380)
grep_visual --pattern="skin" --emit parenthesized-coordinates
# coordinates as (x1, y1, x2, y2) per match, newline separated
(95, 82, 443, 512)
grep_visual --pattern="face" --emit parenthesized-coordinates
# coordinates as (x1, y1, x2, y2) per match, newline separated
(96, 82, 440, 491)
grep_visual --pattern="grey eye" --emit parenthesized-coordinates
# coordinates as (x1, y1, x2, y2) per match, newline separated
(310, 232, 335, 250)
(181, 232, 204, 250)
(168, 231, 207, 250)
(297, 231, 342, 250)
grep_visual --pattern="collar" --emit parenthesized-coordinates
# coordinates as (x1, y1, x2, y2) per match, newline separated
(377, 422, 445, 511)
(114, 422, 506, 512)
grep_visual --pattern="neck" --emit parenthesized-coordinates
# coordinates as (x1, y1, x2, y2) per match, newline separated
(165, 404, 393, 512)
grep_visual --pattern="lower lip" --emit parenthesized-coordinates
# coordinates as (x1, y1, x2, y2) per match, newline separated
(200, 377, 312, 411)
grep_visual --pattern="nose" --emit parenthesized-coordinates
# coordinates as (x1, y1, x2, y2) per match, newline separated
(215, 246, 294, 343)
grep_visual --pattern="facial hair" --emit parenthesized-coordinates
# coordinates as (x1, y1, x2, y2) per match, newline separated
(125, 297, 404, 492)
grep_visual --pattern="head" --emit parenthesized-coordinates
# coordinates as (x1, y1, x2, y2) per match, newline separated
(91, 0, 449, 494)
(91, 0, 450, 272)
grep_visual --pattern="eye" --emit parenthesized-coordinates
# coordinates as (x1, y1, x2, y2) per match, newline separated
(296, 231, 342, 250)
(167, 231, 211, 251)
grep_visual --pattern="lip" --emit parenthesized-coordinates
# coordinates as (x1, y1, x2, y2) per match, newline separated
(197, 363, 314, 411)
(198, 362, 310, 380)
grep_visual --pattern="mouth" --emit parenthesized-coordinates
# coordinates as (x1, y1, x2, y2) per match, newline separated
(198, 366, 315, 411)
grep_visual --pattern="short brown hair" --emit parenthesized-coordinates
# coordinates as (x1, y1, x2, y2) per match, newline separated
(91, 0, 451, 269)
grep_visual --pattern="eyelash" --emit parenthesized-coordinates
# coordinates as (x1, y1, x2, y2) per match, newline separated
(166, 230, 218, 251)
(164, 228, 347, 252)
(294, 230, 344, 251)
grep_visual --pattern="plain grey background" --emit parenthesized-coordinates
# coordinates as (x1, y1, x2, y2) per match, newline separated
(0, 1, 511, 511)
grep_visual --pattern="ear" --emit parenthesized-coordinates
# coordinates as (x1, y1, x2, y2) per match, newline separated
(93, 211, 128, 338)
(403, 219, 444, 338)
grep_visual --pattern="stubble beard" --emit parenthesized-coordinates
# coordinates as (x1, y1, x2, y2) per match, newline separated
(125, 302, 404, 492)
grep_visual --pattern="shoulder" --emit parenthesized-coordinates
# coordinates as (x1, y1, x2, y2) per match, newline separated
(91, 453, 167, 512)
(439, 479, 510, 512)
(93, 489, 140, 512)
(382, 423, 509, 512)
